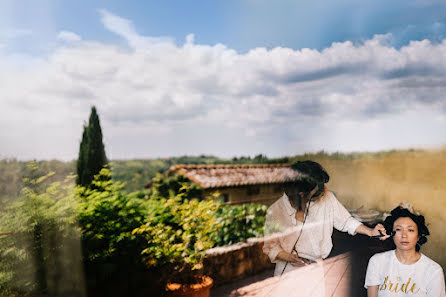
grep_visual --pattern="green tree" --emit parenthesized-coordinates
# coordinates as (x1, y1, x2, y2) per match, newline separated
(0, 163, 83, 296)
(78, 168, 151, 296)
(76, 106, 108, 187)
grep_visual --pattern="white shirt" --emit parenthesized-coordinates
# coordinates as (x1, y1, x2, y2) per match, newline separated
(365, 250, 446, 297)
(263, 191, 362, 276)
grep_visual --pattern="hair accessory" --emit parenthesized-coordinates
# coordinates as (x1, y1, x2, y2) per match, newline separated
(398, 202, 420, 215)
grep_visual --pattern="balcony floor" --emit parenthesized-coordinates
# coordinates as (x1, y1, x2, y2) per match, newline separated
(211, 251, 371, 297)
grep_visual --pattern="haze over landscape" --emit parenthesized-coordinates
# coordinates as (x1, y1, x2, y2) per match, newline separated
(1, 0, 446, 160)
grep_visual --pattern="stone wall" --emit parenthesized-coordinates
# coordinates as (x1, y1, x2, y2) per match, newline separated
(204, 237, 274, 286)
(203, 232, 392, 287)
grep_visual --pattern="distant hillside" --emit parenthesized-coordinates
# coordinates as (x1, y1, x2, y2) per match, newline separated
(0, 149, 423, 200)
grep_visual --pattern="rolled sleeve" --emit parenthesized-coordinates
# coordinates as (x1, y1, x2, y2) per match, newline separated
(345, 217, 362, 235)
(331, 193, 361, 235)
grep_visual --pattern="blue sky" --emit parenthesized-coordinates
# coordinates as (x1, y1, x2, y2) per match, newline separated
(1, 1, 446, 160)
(3, 0, 446, 53)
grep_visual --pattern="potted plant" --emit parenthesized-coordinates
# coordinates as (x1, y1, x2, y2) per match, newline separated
(133, 195, 218, 297)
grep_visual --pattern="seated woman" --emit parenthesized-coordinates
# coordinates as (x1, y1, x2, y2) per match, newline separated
(263, 160, 387, 277)
(365, 206, 445, 297)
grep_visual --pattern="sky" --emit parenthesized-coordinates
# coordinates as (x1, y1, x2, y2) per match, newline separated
(1, 0, 446, 160)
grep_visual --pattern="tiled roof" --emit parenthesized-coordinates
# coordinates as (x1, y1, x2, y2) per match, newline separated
(167, 164, 302, 189)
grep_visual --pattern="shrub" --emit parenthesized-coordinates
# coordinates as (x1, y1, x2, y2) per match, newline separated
(77, 168, 151, 296)
(0, 163, 269, 296)
(149, 173, 203, 200)
(0, 162, 83, 297)
(212, 203, 267, 246)
(133, 195, 218, 286)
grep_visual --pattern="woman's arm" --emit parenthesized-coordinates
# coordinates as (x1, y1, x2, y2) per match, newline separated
(356, 224, 390, 240)
(367, 286, 379, 297)
(263, 204, 290, 263)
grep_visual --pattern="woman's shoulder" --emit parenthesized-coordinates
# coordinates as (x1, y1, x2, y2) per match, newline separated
(312, 190, 334, 203)
(270, 194, 287, 206)
(267, 194, 288, 213)
(369, 250, 394, 263)
(419, 254, 444, 272)
(324, 190, 339, 201)
(316, 190, 340, 207)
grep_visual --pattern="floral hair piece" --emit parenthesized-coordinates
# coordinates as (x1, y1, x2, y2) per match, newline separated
(398, 201, 420, 216)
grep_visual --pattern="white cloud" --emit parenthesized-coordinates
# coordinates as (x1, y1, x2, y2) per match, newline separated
(1, 11, 446, 160)
(98, 9, 173, 49)
(185, 34, 195, 45)
(57, 31, 82, 43)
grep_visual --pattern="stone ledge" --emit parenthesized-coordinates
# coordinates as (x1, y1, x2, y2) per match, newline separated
(204, 237, 274, 286)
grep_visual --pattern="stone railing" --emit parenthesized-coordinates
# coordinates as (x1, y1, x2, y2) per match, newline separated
(203, 230, 393, 287)
(204, 237, 274, 286)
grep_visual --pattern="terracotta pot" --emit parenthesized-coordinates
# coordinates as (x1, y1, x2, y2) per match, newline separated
(165, 276, 213, 297)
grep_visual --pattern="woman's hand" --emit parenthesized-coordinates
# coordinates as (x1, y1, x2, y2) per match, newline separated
(356, 223, 390, 240)
(288, 254, 309, 267)
(370, 223, 390, 240)
(277, 251, 308, 267)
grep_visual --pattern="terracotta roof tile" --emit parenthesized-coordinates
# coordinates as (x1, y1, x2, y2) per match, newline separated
(167, 164, 302, 189)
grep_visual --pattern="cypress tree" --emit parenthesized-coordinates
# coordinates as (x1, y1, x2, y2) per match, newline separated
(76, 106, 108, 187)
(76, 125, 89, 186)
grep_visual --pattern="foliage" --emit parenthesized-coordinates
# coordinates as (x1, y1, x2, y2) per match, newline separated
(149, 173, 204, 200)
(0, 162, 82, 297)
(77, 168, 151, 296)
(0, 160, 273, 295)
(109, 155, 229, 192)
(77, 124, 89, 187)
(0, 159, 75, 203)
(133, 195, 218, 285)
(109, 159, 167, 193)
(77, 106, 108, 187)
(212, 203, 267, 246)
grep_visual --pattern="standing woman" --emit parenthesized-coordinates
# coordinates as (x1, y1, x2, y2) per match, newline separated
(365, 206, 445, 297)
(263, 160, 387, 277)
